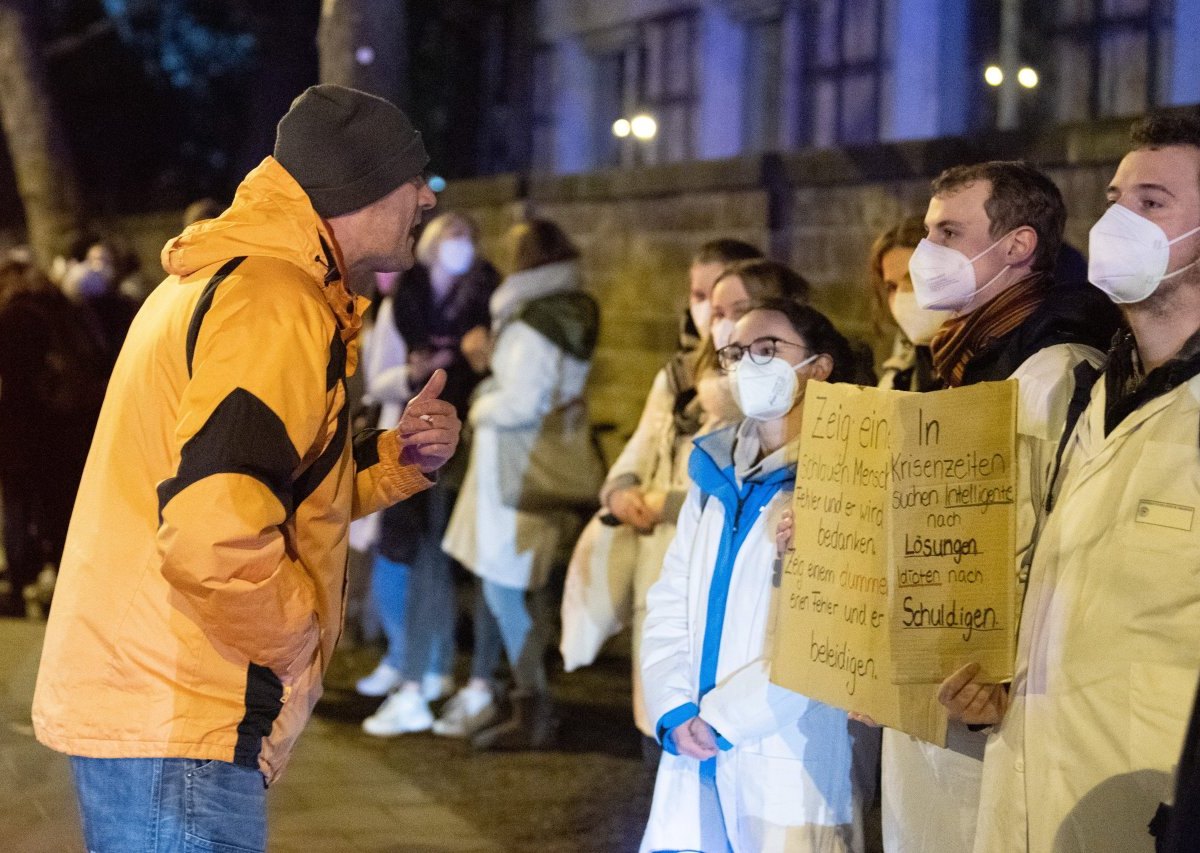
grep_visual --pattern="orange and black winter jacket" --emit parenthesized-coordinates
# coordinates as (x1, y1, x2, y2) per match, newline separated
(32, 158, 432, 783)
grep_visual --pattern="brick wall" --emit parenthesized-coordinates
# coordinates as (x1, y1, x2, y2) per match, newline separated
(438, 117, 1135, 457)
(75, 117, 1137, 461)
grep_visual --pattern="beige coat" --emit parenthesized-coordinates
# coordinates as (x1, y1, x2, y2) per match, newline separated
(974, 373, 1200, 852)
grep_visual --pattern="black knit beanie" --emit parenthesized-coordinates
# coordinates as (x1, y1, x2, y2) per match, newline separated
(274, 84, 430, 219)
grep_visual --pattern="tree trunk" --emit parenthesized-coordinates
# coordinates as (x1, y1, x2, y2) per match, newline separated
(0, 0, 84, 270)
(317, 0, 407, 106)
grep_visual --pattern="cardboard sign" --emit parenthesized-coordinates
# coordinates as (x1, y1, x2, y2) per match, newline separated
(771, 381, 1018, 745)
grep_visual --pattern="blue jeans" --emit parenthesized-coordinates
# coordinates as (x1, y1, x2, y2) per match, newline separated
(474, 578, 550, 694)
(370, 553, 411, 670)
(70, 756, 267, 853)
(371, 551, 456, 679)
(400, 536, 456, 683)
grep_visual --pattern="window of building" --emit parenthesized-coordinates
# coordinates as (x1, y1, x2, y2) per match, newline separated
(638, 13, 698, 164)
(594, 46, 637, 168)
(592, 12, 699, 168)
(801, 0, 893, 147)
(1049, 0, 1174, 121)
(743, 14, 786, 152)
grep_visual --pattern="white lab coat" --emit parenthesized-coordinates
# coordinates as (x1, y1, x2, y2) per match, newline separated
(882, 342, 1102, 853)
(973, 372, 1200, 853)
(640, 422, 872, 853)
(599, 366, 713, 734)
(442, 263, 592, 590)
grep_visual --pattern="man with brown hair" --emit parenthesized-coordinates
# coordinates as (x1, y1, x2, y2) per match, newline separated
(878, 159, 1119, 852)
(946, 113, 1200, 853)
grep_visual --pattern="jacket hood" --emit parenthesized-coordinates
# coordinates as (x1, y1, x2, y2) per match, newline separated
(490, 260, 582, 329)
(691, 421, 796, 497)
(161, 157, 367, 342)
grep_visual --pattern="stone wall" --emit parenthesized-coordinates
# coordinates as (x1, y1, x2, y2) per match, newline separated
(438, 117, 1136, 459)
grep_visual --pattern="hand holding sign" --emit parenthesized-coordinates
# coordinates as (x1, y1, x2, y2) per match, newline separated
(937, 662, 1009, 725)
(776, 509, 795, 558)
(398, 369, 461, 473)
(770, 380, 1017, 746)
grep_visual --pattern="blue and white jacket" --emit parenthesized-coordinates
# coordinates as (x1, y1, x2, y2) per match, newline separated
(640, 420, 867, 853)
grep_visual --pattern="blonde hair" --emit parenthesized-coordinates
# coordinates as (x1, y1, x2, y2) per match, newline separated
(693, 259, 811, 378)
(415, 212, 479, 268)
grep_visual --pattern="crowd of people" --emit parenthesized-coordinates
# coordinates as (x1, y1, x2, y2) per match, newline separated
(7, 82, 1199, 852)
(0, 235, 141, 616)
(327, 110, 1200, 853)
(622, 113, 1199, 853)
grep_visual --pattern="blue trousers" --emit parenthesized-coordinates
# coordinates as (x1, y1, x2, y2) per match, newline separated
(370, 551, 455, 679)
(70, 756, 267, 853)
(472, 578, 551, 694)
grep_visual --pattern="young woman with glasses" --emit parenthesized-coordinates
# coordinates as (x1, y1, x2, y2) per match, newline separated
(639, 297, 877, 853)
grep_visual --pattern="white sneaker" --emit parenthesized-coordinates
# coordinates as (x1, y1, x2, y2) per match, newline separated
(421, 673, 455, 702)
(356, 662, 403, 697)
(362, 689, 434, 736)
(432, 685, 497, 737)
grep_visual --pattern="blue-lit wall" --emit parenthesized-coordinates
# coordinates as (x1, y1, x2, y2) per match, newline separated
(532, 0, 1200, 176)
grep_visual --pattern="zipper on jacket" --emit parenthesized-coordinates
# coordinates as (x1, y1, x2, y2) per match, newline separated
(731, 492, 748, 538)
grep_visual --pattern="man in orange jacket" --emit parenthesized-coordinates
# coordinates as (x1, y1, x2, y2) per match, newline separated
(32, 85, 457, 852)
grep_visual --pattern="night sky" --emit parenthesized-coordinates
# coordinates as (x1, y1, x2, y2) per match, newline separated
(0, 1, 322, 227)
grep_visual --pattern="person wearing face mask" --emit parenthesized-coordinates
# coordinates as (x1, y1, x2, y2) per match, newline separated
(599, 239, 762, 754)
(865, 161, 1119, 853)
(942, 114, 1200, 853)
(357, 212, 499, 736)
(442, 219, 600, 750)
(60, 240, 140, 371)
(694, 258, 812, 429)
(640, 298, 876, 853)
(870, 216, 948, 393)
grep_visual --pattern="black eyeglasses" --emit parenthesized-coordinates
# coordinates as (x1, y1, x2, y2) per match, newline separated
(717, 337, 811, 371)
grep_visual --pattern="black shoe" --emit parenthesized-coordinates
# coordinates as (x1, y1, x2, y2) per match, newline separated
(471, 691, 559, 751)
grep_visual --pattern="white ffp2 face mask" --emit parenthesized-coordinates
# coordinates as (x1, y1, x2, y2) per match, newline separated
(733, 353, 819, 421)
(689, 300, 712, 338)
(437, 238, 476, 276)
(909, 235, 1012, 313)
(890, 291, 954, 345)
(1088, 203, 1200, 304)
(711, 317, 737, 351)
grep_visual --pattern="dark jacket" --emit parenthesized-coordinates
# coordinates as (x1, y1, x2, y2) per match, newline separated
(0, 287, 105, 477)
(391, 260, 499, 420)
(378, 259, 499, 563)
(958, 277, 1122, 386)
(1161, 677, 1200, 852)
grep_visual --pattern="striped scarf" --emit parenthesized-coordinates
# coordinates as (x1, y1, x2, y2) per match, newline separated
(930, 273, 1049, 387)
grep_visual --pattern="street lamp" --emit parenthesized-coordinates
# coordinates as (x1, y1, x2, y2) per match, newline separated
(985, 61, 1039, 129)
(612, 113, 658, 167)
(630, 113, 658, 141)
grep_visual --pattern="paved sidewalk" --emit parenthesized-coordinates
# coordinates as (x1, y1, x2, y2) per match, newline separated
(0, 619, 654, 852)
